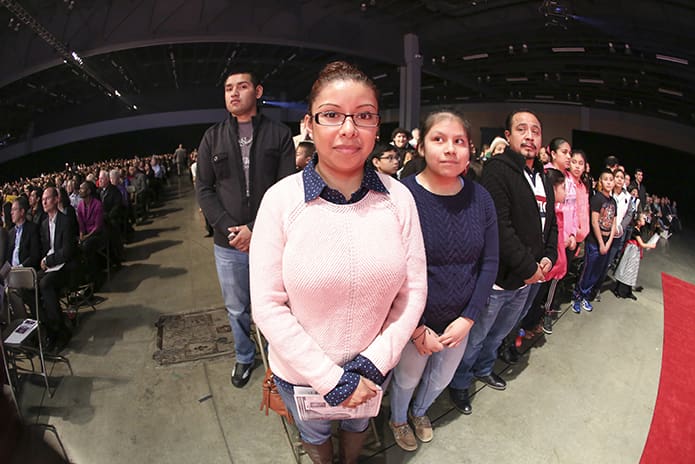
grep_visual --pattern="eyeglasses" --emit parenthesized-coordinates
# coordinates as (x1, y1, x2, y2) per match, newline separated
(313, 111, 380, 128)
(378, 155, 400, 162)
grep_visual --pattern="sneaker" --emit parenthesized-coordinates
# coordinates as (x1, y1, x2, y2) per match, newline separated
(408, 412, 433, 442)
(542, 315, 553, 334)
(231, 361, 255, 388)
(581, 299, 593, 312)
(571, 300, 582, 314)
(389, 421, 418, 451)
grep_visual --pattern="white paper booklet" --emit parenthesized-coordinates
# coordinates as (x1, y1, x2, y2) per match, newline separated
(293, 385, 383, 421)
(5, 319, 39, 344)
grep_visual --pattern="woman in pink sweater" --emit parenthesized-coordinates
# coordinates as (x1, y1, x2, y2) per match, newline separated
(250, 62, 427, 464)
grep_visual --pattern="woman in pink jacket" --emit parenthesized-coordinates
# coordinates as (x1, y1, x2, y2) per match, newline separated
(250, 61, 427, 464)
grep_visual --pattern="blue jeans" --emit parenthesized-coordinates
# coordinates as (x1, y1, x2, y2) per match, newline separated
(213, 244, 255, 364)
(574, 241, 610, 301)
(390, 335, 468, 424)
(276, 381, 370, 445)
(449, 286, 532, 390)
(513, 282, 541, 328)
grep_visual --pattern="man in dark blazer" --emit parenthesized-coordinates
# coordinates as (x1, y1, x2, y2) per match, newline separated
(7, 196, 41, 270)
(4, 197, 42, 320)
(39, 186, 76, 353)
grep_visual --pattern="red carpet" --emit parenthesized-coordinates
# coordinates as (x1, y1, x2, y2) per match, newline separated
(640, 273, 695, 464)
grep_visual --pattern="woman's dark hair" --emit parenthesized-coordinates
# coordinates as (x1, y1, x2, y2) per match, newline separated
(308, 61, 379, 111)
(571, 149, 587, 163)
(548, 137, 569, 161)
(545, 167, 566, 187)
(418, 108, 472, 153)
(83, 181, 97, 198)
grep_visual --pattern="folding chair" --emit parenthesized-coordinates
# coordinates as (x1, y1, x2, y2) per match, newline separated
(252, 324, 381, 463)
(2, 267, 72, 398)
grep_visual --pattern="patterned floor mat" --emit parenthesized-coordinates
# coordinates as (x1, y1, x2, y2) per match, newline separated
(153, 308, 233, 365)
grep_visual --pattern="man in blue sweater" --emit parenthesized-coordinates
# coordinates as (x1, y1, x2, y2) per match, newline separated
(448, 110, 557, 414)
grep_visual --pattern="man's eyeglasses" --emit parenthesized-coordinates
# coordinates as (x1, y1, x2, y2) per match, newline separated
(313, 111, 380, 128)
(378, 155, 400, 162)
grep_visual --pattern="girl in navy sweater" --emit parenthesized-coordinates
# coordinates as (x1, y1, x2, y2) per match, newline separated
(389, 109, 499, 451)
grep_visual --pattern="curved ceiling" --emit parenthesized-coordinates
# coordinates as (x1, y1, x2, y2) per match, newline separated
(1, 0, 694, 148)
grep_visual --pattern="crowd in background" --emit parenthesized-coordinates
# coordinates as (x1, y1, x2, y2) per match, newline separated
(1, 152, 182, 353)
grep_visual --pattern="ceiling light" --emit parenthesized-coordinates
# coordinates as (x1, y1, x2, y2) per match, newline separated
(462, 53, 488, 61)
(608, 42, 615, 53)
(624, 44, 631, 55)
(508, 45, 514, 55)
(114, 90, 122, 97)
(656, 54, 688, 65)
(372, 73, 387, 80)
(658, 88, 683, 97)
(595, 99, 615, 105)
(522, 44, 528, 53)
(578, 78, 604, 84)
(552, 47, 585, 53)
(658, 109, 678, 117)
(506, 77, 528, 82)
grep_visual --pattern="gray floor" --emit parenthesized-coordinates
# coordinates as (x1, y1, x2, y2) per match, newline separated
(13, 178, 693, 464)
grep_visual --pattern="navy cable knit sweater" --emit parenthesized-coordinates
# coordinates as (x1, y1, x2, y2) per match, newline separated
(402, 175, 499, 333)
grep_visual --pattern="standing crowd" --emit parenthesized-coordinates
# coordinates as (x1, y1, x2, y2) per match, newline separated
(1, 59, 678, 464)
(192, 61, 677, 463)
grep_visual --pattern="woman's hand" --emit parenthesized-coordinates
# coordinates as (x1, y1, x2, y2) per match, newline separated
(438, 317, 474, 348)
(567, 235, 577, 251)
(411, 325, 444, 356)
(340, 377, 378, 408)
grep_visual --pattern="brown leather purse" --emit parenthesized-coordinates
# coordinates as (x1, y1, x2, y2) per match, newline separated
(260, 368, 294, 424)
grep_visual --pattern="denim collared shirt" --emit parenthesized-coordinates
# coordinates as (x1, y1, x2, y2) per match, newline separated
(302, 155, 388, 204)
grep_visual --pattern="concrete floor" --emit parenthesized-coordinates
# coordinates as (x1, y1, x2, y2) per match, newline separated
(13, 177, 693, 464)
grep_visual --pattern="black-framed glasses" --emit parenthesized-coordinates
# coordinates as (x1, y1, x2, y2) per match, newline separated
(378, 155, 400, 162)
(313, 111, 380, 128)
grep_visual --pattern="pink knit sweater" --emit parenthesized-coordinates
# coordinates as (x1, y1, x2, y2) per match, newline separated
(250, 172, 427, 396)
(573, 177, 590, 243)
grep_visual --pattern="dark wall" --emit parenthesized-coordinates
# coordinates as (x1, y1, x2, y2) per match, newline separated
(572, 129, 692, 223)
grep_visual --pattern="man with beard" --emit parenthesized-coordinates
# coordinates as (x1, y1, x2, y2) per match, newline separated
(448, 110, 557, 414)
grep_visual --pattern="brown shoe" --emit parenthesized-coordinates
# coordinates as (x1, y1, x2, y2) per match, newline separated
(389, 421, 417, 451)
(408, 412, 433, 442)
